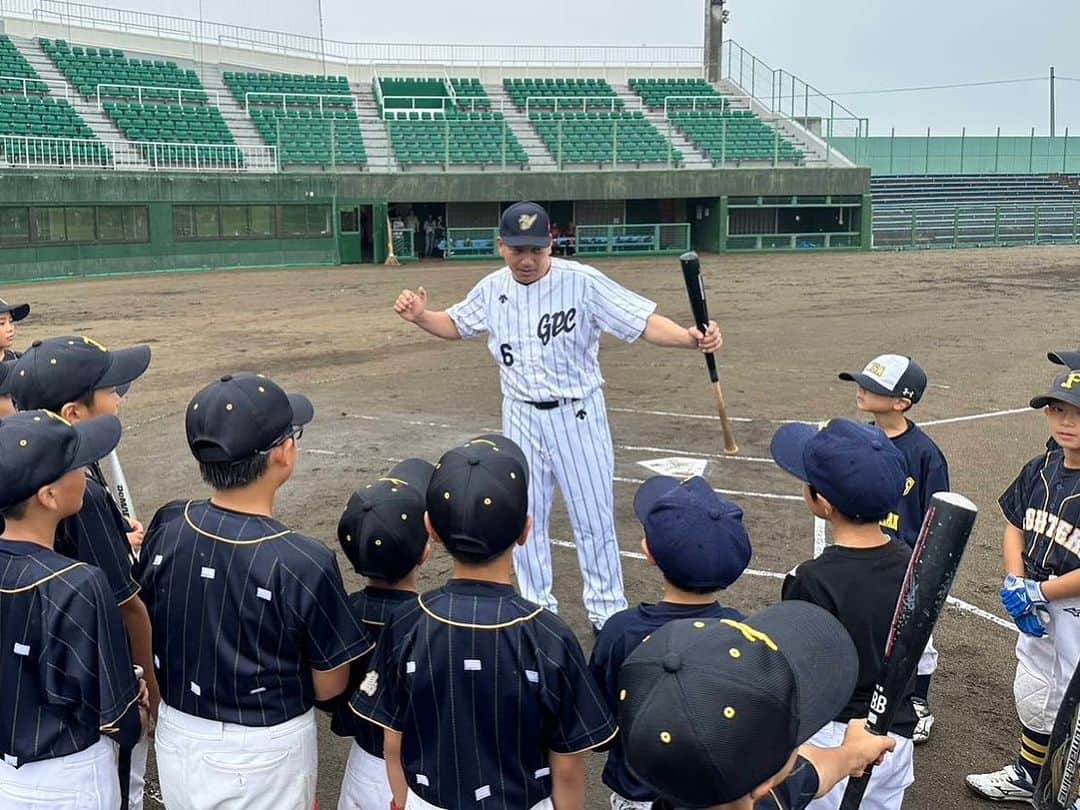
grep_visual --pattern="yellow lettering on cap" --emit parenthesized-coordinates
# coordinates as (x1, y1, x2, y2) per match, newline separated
(43, 410, 71, 426)
(469, 438, 499, 450)
(719, 620, 778, 651)
(80, 336, 108, 352)
(1061, 372, 1080, 390)
(379, 477, 409, 487)
(518, 213, 538, 231)
(867, 362, 886, 378)
(903, 477, 916, 496)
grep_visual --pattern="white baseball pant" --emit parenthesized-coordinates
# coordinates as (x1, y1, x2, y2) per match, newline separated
(0, 737, 119, 809)
(804, 721, 914, 810)
(337, 742, 392, 810)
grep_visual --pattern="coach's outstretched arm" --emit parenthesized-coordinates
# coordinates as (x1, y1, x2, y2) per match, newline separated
(394, 286, 463, 340)
(641, 312, 723, 353)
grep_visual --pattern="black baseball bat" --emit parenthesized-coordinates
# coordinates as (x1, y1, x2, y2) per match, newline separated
(839, 492, 978, 809)
(679, 251, 738, 454)
(1034, 661, 1080, 809)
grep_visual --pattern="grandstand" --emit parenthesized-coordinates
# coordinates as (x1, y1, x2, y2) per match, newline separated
(0, 1, 867, 280)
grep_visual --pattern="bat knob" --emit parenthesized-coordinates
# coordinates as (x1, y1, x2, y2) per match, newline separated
(680, 250, 699, 263)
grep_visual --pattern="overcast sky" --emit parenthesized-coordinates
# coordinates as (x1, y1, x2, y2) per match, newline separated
(83, 0, 1076, 135)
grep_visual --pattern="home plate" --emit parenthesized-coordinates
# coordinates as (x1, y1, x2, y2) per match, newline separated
(637, 457, 709, 478)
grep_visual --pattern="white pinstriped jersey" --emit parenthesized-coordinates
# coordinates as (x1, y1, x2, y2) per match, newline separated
(446, 258, 657, 401)
(350, 580, 618, 809)
(0, 539, 140, 766)
(136, 499, 374, 726)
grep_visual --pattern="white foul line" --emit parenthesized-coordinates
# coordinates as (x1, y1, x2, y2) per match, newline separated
(621, 444, 776, 464)
(551, 539, 786, 581)
(920, 408, 1031, 427)
(610, 406, 814, 425)
(613, 475, 803, 502)
(945, 596, 1016, 631)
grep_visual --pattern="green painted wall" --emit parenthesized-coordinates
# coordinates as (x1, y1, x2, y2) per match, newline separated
(831, 135, 1080, 176)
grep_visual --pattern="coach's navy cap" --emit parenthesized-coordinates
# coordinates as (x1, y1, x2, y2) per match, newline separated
(634, 476, 751, 590)
(338, 458, 435, 582)
(0, 298, 29, 322)
(0, 410, 121, 510)
(427, 434, 529, 559)
(619, 602, 858, 807)
(10, 336, 151, 412)
(839, 354, 927, 404)
(1030, 370, 1080, 410)
(0, 359, 15, 396)
(1049, 350, 1080, 370)
(499, 202, 551, 248)
(186, 372, 313, 463)
(771, 418, 906, 522)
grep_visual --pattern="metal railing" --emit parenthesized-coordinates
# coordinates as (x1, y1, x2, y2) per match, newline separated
(0, 133, 278, 172)
(242, 90, 353, 115)
(4, 0, 704, 68)
(443, 227, 499, 259)
(523, 95, 636, 116)
(389, 228, 416, 260)
(873, 203, 1080, 249)
(576, 223, 691, 255)
(660, 95, 729, 116)
(95, 83, 217, 107)
(0, 73, 68, 98)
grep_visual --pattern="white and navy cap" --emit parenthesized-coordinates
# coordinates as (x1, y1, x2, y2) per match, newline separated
(499, 202, 551, 248)
(839, 354, 927, 404)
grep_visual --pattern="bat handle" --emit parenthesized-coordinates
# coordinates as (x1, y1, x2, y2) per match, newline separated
(704, 351, 719, 384)
(839, 770, 872, 810)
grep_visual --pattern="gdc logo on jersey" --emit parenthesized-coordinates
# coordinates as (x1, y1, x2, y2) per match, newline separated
(537, 309, 577, 346)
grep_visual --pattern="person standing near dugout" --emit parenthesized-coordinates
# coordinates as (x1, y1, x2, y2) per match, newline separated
(393, 201, 722, 630)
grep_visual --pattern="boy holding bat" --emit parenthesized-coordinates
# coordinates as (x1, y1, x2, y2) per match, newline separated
(966, 369, 1080, 804)
(771, 418, 915, 810)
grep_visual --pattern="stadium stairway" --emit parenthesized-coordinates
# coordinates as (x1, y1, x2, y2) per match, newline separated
(200, 67, 272, 165)
(10, 34, 144, 165)
(484, 81, 556, 170)
(350, 83, 397, 172)
(610, 80, 709, 168)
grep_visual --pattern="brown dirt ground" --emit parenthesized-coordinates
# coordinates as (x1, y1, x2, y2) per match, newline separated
(8, 245, 1079, 808)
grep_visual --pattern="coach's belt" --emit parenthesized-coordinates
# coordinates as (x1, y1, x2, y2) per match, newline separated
(525, 398, 581, 410)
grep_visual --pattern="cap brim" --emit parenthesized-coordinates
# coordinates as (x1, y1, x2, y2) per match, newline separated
(500, 234, 552, 248)
(769, 423, 818, 482)
(1048, 351, 1080, 369)
(1031, 392, 1080, 410)
(287, 393, 314, 427)
(98, 345, 151, 390)
(387, 458, 435, 492)
(838, 372, 893, 397)
(0, 303, 30, 321)
(633, 475, 680, 523)
(749, 601, 859, 743)
(67, 414, 122, 472)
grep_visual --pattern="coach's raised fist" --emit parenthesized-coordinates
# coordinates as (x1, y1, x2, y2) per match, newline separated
(394, 286, 428, 322)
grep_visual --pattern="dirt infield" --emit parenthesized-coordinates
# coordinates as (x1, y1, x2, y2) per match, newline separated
(9, 245, 1078, 808)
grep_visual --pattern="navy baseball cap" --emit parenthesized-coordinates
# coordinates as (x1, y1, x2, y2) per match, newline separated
(633, 476, 751, 591)
(1031, 370, 1080, 410)
(0, 359, 15, 396)
(770, 418, 907, 522)
(839, 354, 927, 404)
(338, 458, 435, 582)
(0, 297, 29, 322)
(499, 202, 551, 248)
(426, 434, 529, 559)
(0, 410, 121, 510)
(1049, 350, 1080, 370)
(185, 373, 313, 463)
(619, 602, 858, 807)
(10, 336, 151, 412)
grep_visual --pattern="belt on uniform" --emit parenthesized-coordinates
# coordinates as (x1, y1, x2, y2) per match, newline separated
(525, 398, 581, 410)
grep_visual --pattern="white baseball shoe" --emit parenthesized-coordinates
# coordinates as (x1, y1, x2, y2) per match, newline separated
(912, 698, 934, 745)
(964, 764, 1034, 802)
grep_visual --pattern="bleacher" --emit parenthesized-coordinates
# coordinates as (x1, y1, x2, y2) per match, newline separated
(39, 38, 203, 100)
(503, 77, 618, 110)
(378, 76, 527, 167)
(225, 71, 366, 167)
(0, 35, 107, 165)
(530, 110, 679, 165)
(670, 110, 803, 165)
(629, 77, 726, 111)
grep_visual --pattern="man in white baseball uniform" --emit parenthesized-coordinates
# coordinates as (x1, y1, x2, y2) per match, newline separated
(393, 201, 722, 629)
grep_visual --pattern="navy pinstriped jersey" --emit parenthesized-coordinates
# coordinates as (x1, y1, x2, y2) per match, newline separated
(55, 466, 139, 606)
(879, 421, 950, 547)
(0, 540, 140, 767)
(590, 601, 744, 802)
(1000, 447, 1080, 581)
(350, 580, 617, 809)
(136, 500, 373, 726)
(652, 756, 820, 810)
(446, 257, 657, 401)
(1, 349, 18, 362)
(330, 587, 417, 757)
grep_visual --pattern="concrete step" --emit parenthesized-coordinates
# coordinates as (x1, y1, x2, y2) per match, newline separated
(349, 83, 396, 172)
(483, 82, 554, 170)
(610, 81, 709, 168)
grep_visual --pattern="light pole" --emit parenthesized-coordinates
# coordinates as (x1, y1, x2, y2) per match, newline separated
(317, 0, 327, 76)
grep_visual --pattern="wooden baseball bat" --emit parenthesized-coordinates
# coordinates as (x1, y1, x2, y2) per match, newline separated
(679, 251, 738, 454)
(839, 492, 978, 808)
